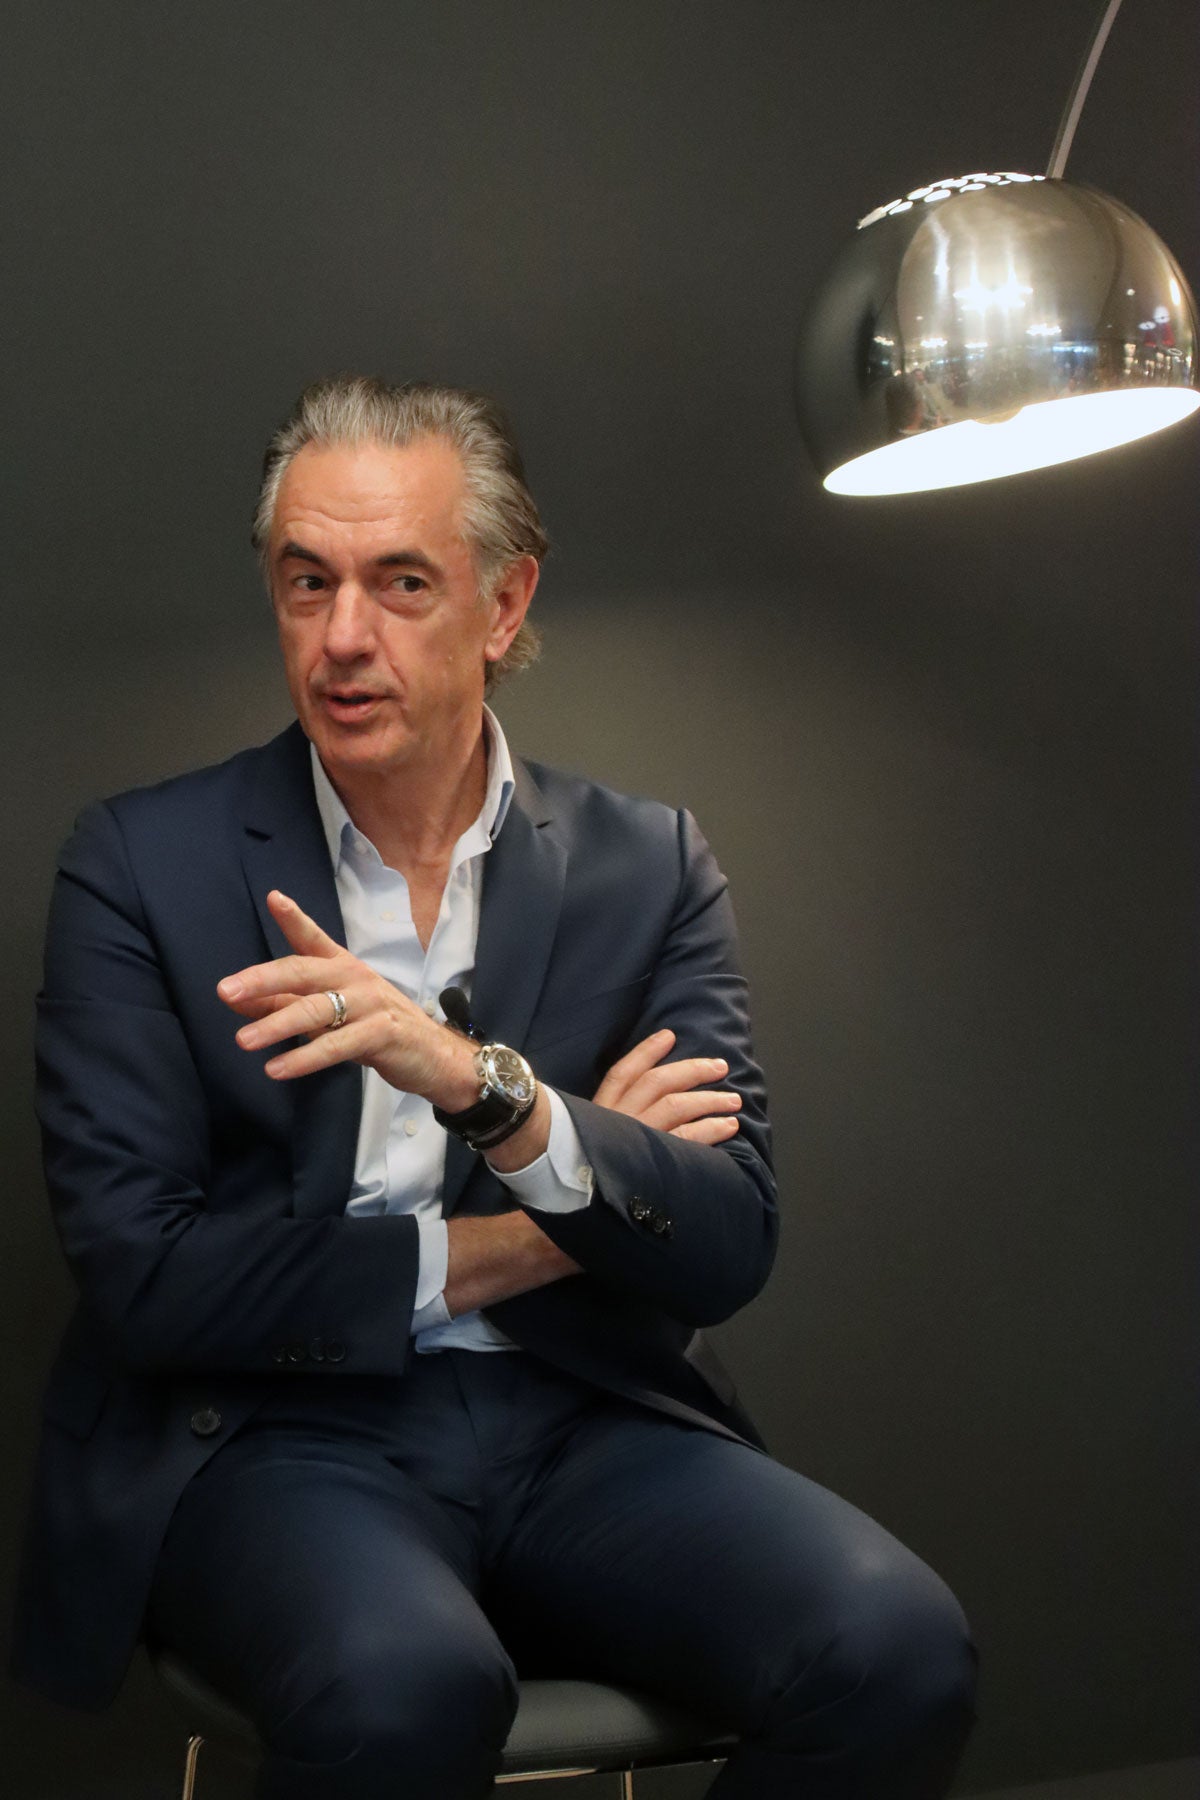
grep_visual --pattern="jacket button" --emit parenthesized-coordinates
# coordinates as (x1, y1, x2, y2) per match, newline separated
(309, 1337, 326, 1362)
(286, 1342, 308, 1363)
(190, 1408, 222, 1438)
(324, 1339, 347, 1363)
(627, 1197, 649, 1224)
(271, 1346, 287, 1365)
(651, 1212, 672, 1237)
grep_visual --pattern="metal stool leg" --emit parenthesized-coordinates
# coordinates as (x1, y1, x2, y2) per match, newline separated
(180, 1735, 204, 1800)
(620, 1771, 634, 1799)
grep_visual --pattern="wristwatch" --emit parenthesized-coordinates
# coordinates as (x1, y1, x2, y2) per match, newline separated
(433, 1042, 539, 1152)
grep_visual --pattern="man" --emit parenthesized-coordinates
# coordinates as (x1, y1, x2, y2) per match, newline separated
(13, 378, 977, 1798)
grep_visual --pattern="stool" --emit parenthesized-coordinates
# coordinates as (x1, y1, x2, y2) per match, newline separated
(153, 1646, 736, 1796)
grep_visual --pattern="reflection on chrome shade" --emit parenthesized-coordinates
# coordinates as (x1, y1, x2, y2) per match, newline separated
(796, 176, 1199, 494)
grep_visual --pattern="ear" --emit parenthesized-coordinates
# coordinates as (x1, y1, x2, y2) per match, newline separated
(484, 555, 540, 664)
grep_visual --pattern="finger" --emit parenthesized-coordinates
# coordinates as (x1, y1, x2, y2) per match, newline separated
(619, 1056, 729, 1115)
(592, 1030, 676, 1108)
(217, 952, 348, 1006)
(235, 989, 349, 1051)
(267, 890, 346, 958)
(640, 1089, 742, 1131)
(670, 1116, 741, 1145)
(223, 992, 303, 1021)
(261, 1015, 379, 1081)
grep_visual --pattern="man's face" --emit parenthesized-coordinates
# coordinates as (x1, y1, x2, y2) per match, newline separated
(269, 436, 533, 786)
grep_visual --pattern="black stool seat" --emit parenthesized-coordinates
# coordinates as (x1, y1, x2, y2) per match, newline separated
(153, 1646, 736, 1783)
(497, 1677, 735, 1775)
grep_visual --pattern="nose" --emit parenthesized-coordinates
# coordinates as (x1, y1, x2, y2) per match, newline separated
(322, 582, 377, 663)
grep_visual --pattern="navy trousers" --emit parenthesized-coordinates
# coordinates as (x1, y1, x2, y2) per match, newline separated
(147, 1352, 978, 1799)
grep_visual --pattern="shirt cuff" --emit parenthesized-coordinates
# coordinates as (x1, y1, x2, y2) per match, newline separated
(410, 1217, 451, 1332)
(487, 1086, 594, 1213)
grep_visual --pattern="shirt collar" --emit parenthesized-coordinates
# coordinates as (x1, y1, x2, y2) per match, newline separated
(309, 704, 516, 873)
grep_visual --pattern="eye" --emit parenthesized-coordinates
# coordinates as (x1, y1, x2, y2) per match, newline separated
(292, 573, 326, 592)
(392, 574, 426, 594)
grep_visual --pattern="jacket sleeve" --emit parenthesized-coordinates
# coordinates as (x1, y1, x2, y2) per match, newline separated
(513, 808, 778, 1328)
(35, 800, 421, 1376)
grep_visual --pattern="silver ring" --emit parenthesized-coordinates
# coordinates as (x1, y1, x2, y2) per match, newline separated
(324, 990, 348, 1030)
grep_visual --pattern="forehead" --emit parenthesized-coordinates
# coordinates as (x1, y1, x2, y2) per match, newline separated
(272, 436, 469, 546)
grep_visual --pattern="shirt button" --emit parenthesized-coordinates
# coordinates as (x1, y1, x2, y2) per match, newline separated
(380, 910, 396, 922)
(577, 1165, 593, 1186)
(423, 999, 438, 1017)
(403, 1118, 419, 1138)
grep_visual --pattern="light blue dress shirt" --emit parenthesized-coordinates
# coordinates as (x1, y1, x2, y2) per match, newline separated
(309, 708, 593, 1354)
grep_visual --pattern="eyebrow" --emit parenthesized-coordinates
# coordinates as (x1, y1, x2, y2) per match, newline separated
(277, 541, 442, 577)
(278, 540, 328, 568)
(374, 550, 441, 576)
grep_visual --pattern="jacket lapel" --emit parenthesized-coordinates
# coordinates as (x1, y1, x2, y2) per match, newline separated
(239, 723, 361, 1219)
(442, 758, 566, 1216)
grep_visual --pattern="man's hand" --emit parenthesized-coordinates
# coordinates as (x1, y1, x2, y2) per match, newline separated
(217, 891, 479, 1112)
(593, 1029, 741, 1144)
(220, 896, 740, 1318)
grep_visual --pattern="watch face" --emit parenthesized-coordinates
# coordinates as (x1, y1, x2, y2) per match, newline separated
(486, 1046, 536, 1106)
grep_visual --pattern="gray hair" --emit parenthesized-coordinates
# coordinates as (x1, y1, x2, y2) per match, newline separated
(252, 376, 546, 687)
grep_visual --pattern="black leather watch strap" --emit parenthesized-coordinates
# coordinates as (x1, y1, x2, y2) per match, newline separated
(456, 1095, 538, 1152)
(433, 1084, 520, 1146)
(433, 1041, 538, 1152)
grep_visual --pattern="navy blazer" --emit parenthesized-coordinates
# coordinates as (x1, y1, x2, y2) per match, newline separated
(11, 721, 777, 1707)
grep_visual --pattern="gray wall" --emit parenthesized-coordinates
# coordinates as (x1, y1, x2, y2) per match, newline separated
(3, 2, 1196, 1795)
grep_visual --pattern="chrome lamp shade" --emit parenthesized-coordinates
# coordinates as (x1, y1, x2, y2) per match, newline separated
(795, 174, 1199, 495)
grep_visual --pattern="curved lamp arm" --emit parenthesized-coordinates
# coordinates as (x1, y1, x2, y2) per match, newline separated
(1047, 0, 1125, 178)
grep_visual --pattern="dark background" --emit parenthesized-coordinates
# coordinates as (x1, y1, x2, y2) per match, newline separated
(2, 3, 1196, 1795)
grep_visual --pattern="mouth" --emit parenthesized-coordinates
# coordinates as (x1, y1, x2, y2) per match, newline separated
(319, 690, 389, 722)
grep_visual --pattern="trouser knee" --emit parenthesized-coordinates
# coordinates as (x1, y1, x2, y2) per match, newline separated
(767, 1564, 979, 1761)
(260, 1641, 518, 1800)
